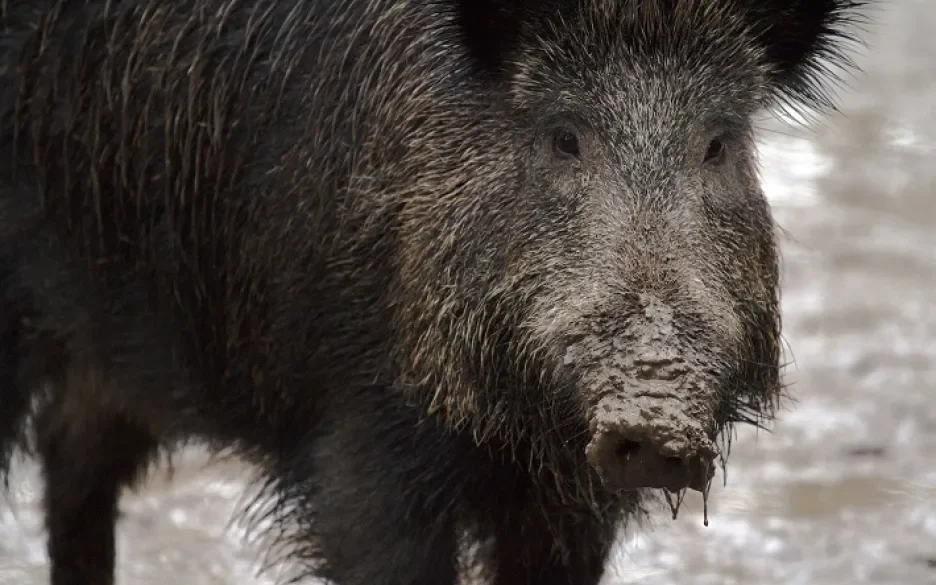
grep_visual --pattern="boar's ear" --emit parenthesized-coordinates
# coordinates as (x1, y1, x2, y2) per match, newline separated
(454, 0, 552, 75)
(743, 0, 872, 109)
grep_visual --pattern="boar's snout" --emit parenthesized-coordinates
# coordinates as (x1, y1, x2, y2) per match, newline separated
(585, 382, 718, 494)
(586, 422, 716, 493)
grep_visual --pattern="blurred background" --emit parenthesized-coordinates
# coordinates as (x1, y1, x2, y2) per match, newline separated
(1, 0, 934, 584)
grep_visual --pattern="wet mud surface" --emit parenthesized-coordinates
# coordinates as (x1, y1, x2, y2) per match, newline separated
(2, 1, 935, 583)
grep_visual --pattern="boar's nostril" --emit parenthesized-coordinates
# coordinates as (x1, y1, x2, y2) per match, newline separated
(587, 429, 716, 493)
(615, 439, 641, 460)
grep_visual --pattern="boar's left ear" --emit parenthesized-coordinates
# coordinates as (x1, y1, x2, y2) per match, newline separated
(454, 0, 525, 74)
(453, 0, 565, 76)
(743, 0, 873, 109)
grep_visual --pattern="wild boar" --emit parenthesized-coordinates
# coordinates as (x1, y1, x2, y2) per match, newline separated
(0, 1, 872, 584)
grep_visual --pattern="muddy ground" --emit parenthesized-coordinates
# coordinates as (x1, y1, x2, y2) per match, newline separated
(1, 1, 934, 583)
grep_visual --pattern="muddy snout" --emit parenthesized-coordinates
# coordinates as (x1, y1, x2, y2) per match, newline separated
(586, 390, 718, 493)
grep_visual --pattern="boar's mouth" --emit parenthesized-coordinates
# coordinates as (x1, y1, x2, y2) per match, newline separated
(581, 367, 719, 493)
(553, 309, 781, 525)
(585, 385, 718, 491)
(559, 353, 725, 524)
(556, 308, 738, 524)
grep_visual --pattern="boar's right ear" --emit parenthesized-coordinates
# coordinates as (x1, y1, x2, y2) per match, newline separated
(454, 0, 555, 76)
(743, 0, 873, 110)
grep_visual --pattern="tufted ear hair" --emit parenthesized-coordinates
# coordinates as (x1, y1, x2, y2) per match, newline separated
(739, 0, 874, 110)
(454, 0, 523, 74)
(453, 0, 564, 76)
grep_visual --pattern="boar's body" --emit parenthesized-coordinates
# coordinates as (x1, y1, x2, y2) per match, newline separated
(0, 1, 870, 584)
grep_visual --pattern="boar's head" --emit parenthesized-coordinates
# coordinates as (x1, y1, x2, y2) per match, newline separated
(391, 0, 868, 507)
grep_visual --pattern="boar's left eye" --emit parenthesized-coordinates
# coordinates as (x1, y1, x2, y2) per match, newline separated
(552, 128, 581, 160)
(702, 136, 727, 167)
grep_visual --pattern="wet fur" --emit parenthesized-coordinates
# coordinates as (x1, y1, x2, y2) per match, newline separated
(0, 1, 870, 584)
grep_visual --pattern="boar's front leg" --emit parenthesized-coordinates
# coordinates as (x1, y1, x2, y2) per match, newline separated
(304, 391, 462, 585)
(0, 192, 162, 585)
(36, 365, 158, 585)
(489, 501, 617, 585)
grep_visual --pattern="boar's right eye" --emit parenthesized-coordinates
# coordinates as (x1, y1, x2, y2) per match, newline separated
(552, 128, 581, 160)
(702, 136, 727, 167)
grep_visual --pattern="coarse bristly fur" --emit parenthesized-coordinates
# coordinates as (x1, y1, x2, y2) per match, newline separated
(0, 1, 873, 584)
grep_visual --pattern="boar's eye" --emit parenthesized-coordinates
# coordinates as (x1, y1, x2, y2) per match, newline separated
(552, 128, 581, 160)
(702, 136, 727, 167)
